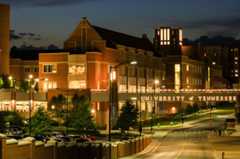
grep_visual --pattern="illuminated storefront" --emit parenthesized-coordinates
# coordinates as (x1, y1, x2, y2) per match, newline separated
(0, 90, 47, 117)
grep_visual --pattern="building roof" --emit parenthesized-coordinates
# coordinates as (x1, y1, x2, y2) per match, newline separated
(92, 25, 154, 51)
(10, 48, 40, 60)
(10, 48, 88, 61)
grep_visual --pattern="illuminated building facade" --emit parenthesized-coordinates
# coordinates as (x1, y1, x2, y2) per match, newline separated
(7, 17, 237, 128)
(154, 27, 183, 56)
(153, 27, 227, 90)
(35, 18, 166, 128)
(0, 90, 47, 118)
(195, 40, 240, 88)
(0, 4, 10, 74)
(224, 43, 240, 87)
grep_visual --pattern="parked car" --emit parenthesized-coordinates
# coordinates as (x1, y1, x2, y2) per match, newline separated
(35, 134, 49, 142)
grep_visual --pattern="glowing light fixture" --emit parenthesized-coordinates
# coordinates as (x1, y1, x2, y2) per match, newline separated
(130, 61, 138, 65)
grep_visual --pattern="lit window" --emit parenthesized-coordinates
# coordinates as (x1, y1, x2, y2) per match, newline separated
(235, 74, 239, 77)
(175, 64, 181, 72)
(186, 77, 189, 84)
(235, 61, 238, 65)
(69, 80, 86, 89)
(69, 64, 85, 74)
(235, 57, 238, 60)
(179, 29, 183, 44)
(45, 81, 57, 89)
(167, 29, 170, 41)
(212, 62, 216, 65)
(175, 64, 181, 90)
(43, 64, 56, 73)
(119, 84, 127, 93)
(160, 29, 164, 41)
(164, 29, 167, 41)
(186, 65, 189, 71)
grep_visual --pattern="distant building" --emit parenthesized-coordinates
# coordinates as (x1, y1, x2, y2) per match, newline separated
(154, 27, 228, 90)
(224, 42, 240, 87)
(154, 27, 183, 56)
(192, 37, 240, 88)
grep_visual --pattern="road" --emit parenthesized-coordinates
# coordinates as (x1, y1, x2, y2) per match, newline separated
(122, 119, 221, 159)
(121, 109, 240, 159)
(123, 130, 216, 159)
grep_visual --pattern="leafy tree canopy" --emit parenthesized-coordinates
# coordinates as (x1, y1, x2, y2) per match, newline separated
(29, 107, 54, 136)
(67, 94, 96, 133)
(0, 111, 23, 132)
(116, 101, 138, 134)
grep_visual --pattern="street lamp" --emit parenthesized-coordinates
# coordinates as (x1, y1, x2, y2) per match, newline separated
(34, 78, 49, 99)
(28, 74, 34, 136)
(108, 60, 137, 158)
(8, 76, 16, 111)
(151, 79, 159, 132)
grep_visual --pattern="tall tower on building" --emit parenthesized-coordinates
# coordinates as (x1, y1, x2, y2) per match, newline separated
(0, 4, 10, 74)
(154, 27, 183, 56)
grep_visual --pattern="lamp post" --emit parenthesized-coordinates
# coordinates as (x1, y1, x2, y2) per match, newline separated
(66, 89, 69, 136)
(34, 78, 49, 99)
(109, 60, 137, 158)
(28, 74, 34, 136)
(151, 79, 159, 132)
(135, 66, 141, 136)
(8, 76, 16, 111)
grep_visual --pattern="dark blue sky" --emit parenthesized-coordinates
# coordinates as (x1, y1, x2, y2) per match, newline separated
(1, 0, 240, 48)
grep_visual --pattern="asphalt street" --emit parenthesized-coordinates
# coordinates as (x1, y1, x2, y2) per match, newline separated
(122, 129, 216, 159)
(122, 110, 240, 159)
(121, 117, 223, 159)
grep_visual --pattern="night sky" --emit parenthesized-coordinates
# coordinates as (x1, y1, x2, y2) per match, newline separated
(1, 0, 240, 48)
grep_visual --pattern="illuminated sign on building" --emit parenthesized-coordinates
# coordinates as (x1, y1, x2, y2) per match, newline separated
(139, 95, 237, 102)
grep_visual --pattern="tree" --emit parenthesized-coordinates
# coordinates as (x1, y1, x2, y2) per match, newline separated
(49, 94, 67, 122)
(0, 75, 11, 89)
(29, 107, 54, 136)
(0, 111, 23, 133)
(67, 94, 96, 133)
(116, 101, 138, 134)
(49, 94, 67, 110)
(19, 80, 30, 92)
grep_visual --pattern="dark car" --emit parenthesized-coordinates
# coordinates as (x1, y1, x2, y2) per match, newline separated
(35, 134, 49, 142)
